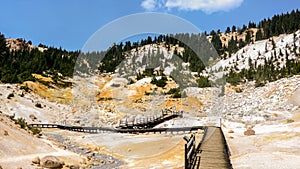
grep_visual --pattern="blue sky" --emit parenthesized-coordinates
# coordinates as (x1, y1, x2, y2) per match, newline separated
(0, 0, 299, 51)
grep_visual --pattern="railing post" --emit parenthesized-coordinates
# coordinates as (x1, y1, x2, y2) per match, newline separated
(185, 143, 188, 169)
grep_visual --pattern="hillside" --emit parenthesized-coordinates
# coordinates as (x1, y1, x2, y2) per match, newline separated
(0, 9, 299, 169)
(213, 30, 300, 71)
(0, 113, 82, 168)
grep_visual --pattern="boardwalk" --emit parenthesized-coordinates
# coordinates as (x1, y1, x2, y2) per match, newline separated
(29, 123, 205, 134)
(117, 111, 182, 129)
(192, 127, 232, 169)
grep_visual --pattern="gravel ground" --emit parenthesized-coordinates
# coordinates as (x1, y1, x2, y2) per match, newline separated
(43, 132, 125, 169)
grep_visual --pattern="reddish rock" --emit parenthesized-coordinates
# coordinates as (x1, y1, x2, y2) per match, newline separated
(244, 129, 255, 136)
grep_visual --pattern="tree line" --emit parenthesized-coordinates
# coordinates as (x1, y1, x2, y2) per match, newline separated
(0, 9, 299, 88)
(0, 34, 79, 83)
(210, 9, 300, 58)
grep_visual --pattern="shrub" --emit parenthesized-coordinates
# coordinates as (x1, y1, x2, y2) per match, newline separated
(167, 88, 182, 98)
(197, 76, 211, 88)
(15, 117, 26, 129)
(9, 114, 15, 120)
(254, 80, 266, 87)
(151, 76, 167, 88)
(11, 116, 41, 135)
(27, 125, 41, 135)
(143, 68, 154, 77)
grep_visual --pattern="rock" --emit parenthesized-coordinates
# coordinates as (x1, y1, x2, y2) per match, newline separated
(244, 129, 255, 136)
(69, 164, 80, 169)
(108, 159, 115, 164)
(228, 130, 234, 133)
(4, 130, 8, 136)
(32, 156, 40, 165)
(287, 119, 294, 123)
(0, 165, 3, 169)
(29, 114, 37, 121)
(40, 156, 64, 168)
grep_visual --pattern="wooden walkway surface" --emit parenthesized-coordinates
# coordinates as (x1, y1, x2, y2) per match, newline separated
(193, 127, 232, 169)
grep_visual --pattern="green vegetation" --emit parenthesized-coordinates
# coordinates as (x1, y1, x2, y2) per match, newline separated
(98, 33, 212, 74)
(151, 76, 168, 88)
(211, 9, 300, 58)
(226, 53, 300, 86)
(0, 33, 79, 84)
(214, 10, 300, 86)
(166, 87, 186, 98)
(15, 117, 26, 129)
(0, 9, 299, 89)
(136, 68, 156, 80)
(197, 76, 211, 88)
(9, 114, 41, 135)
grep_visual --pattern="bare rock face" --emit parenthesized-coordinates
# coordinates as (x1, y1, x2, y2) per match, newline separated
(244, 129, 255, 136)
(40, 156, 64, 168)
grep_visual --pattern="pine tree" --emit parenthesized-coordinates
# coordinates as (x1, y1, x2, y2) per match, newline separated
(256, 29, 263, 41)
(225, 27, 231, 34)
(232, 25, 237, 32)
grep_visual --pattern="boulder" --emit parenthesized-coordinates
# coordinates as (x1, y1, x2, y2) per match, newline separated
(40, 156, 64, 168)
(244, 129, 255, 136)
(32, 156, 40, 165)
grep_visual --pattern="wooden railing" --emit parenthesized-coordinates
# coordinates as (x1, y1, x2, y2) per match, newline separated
(220, 127, 233, 169)
(184, 134, 196, 169)
(117, 110, 183, 129)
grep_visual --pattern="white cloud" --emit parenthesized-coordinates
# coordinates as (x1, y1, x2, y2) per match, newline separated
(141, 0, 157, 11)
(141, 0, 243, 14)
